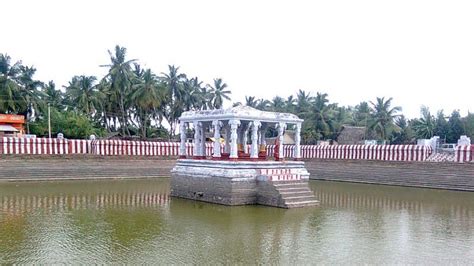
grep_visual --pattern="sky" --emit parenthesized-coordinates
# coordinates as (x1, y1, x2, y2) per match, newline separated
(2, 0, 474, 118)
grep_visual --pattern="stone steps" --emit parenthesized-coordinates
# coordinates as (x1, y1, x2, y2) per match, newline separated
(285, 200, 320, 208)
(0, 158, 173, 180)
(306, 159, 474, 191)
(272, 181, 319, 208)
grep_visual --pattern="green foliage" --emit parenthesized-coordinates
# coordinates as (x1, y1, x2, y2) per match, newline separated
(30, 108, 104, 139)
(412, 106, 435, 139)
(463, 113, 474, 139)
(391, 116, 414, 144)
(446, 110, 464, 143)
(369, 97, 402, 140)
(0, 53, 45, 117)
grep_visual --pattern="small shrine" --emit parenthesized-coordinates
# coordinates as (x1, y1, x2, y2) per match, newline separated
(171, 106, 318, 208)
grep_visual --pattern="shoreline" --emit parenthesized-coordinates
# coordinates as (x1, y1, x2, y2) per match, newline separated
(1, 156, 473, 192)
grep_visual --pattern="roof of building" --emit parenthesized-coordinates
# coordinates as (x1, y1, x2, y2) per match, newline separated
(336, 125, 366, 145)
(0, 124, 19, 132)
(179, 106, 303, 123)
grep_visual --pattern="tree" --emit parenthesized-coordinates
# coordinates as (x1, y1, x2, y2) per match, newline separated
(101, 45, 136, 136)
(245, 96, 258, 108)
(182, 77, 205, 111)
(391, 115, 413, 144)
(296, 89, 312, 118)
(255, 98, 271, 111)
(433, 110, 449, 141)
(306, 92, 336, 140)
(0, 54, 23, 114)
(131, 68, 165, 138)
(30, 107, 103, 139)
(42, 81, 64, 110)
(369, 97, 401, 140)
(412, 106, 435, 139)
(208, 78, 231, 109)
(446, 110, 464, 143)
(463, 112, 474, 139)
(270, 96, 285, 112)
(161, 65, 186, 138)
(64, 75, 101, 117)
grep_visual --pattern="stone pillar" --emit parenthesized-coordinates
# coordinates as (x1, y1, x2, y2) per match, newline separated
(250, 120, 261, 159)
(224, 126, 230, 153)
(193, 121, 202, 157)
(229, 119, 240, 159)
(242, 123, 250, 154)
(200, 122, 206, 157)
(179, 121, 186, 158)
(294, 122, 301, 160)
(212, 120, 222, 158)
(277, 122, 287, 160)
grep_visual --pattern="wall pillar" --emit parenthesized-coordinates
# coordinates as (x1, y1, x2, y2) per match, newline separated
(224, 126, 230, 153)
(250, 120, 261, 158)
(242, 123, 250, 153)
(277, 122, 287, 160)
(229, 119, 241, 159)
(193, 121, 202, 157)
(200, 122, 205, 157)
(294, 122, 302, 160)
(179, 121, 186, 158)
(212, 120, 222, 158)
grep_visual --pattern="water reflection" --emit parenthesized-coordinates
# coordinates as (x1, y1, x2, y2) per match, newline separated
(1, 191, 169, 215)
(0, 179, 473, 264)
(312, 181, 474, 221)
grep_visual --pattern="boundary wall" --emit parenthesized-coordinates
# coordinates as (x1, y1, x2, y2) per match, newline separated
(456, 145, 473, 163)
(1, 137, 472, 163)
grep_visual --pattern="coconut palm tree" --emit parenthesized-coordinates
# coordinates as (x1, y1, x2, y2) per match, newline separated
(369, 97, 402, 140)
(0, 53, 22, 113)
(208, 78, 231, 109)
(64, 75, 101, 116)
(296, 89, 312, 118)
(256, 98, 271, 111)
(101, 45, 136, 136)
(285, 95, 296, 113)
(412, 106, 435, 139)
(270, 96, 285, 112)
(306, 92, 336, 139)
(42, 81, 64, 110)
(131, 69, 165, 138)
(245, 96, 258, 108)
(161, 65, 186, 138)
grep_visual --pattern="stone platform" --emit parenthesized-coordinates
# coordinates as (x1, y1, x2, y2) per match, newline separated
(170, 159, 319, 208)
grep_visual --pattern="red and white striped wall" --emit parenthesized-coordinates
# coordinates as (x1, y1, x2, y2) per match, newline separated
(0, 137, 68, 155)
(259, 168, 302, 181)
(91, 140, 182, 156)
(68, 139, 91, 154)
(296, 144, 432, 162)
(455, 145, 473, 163)
(0, 137, 437, 162)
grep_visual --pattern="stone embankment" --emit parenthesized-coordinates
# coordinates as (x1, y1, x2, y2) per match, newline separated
(0, 155, 174, 181)
(1, 156, 473, 192)
(305, 159, 474, 192)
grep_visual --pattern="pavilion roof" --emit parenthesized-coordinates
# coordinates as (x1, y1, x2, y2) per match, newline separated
(179, 106, 303, 123)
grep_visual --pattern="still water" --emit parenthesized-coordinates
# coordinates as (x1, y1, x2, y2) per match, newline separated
(0, 179, 473, 264)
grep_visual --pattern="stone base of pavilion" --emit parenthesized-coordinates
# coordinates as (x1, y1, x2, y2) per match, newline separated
(170, 159, 319, 208)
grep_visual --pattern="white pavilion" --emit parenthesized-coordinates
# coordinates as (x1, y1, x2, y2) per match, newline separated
(178, 106, 303, 161)
(171, 106, 318, 208)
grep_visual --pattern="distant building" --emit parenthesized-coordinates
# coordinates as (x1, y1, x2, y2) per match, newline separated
(0, 114, 25, 137)
(336, 126, 366, 145)
(266, 130, 296, 145)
